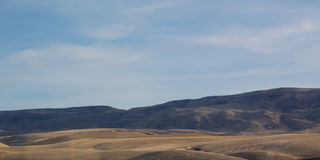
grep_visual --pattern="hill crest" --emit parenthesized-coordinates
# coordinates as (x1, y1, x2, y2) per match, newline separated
(1, 87, 320, 135)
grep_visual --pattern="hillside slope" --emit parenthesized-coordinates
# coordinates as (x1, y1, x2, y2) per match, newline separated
(1, 88, 320, 135)
(0, 106, 125, 135)
(1, 128, 320, 160)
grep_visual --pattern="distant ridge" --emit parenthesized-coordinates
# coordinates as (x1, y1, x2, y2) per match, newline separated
(1, 87, 320, 135)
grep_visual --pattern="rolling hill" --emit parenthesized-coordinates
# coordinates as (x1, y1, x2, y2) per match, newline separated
(1, 128, 320, 160)
(1, 87, 320, 135)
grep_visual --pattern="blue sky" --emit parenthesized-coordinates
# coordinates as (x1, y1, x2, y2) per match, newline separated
(1, 0, 320, 110)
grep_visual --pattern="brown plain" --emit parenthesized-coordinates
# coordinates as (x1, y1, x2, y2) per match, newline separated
(1, 128, 320, 160)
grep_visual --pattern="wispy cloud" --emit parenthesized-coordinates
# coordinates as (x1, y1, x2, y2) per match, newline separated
(2, 0, 320, 109)
(294, 44, 320, 68)
(9, 44, 143, 67)
(125, 1, 174, 14)
(83, 25, 136, 39)
(1, 44, 156, 108)
(195, 19, 320, 54)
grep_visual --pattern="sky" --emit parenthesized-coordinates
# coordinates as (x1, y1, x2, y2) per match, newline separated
(1, 0, 320, 110)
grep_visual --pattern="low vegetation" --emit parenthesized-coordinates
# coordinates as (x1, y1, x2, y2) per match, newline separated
(1, 128, 320, 160)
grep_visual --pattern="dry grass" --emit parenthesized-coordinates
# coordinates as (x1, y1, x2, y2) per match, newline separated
(0, 128, 319, 160)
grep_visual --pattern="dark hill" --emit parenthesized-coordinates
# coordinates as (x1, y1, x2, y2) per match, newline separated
(1, 88, 320, 135)
(0, 106, 125, 135)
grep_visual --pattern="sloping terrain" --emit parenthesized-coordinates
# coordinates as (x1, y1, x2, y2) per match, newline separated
(0, 128, 320, 160)
(0, 106, 125, 135)
(1, 88, 320, 135)
(131, 150, 246, 160)
(121, 88, 320, 132)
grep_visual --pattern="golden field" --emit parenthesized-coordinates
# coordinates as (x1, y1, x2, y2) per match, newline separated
(0, 128, 320, 160)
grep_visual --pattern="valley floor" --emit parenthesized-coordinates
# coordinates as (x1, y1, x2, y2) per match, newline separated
(0, 128, 320, 160)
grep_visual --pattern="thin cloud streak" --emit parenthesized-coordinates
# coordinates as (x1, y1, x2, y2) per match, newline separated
(84, 25, 136, 39)
(124, 1, 174, 14)
(195, 19, 320, 54)
(9, 44, 143, 67)
(1, 1, 320, 109)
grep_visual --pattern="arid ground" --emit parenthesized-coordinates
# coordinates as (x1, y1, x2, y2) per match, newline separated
(1, 128, 320, 160)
